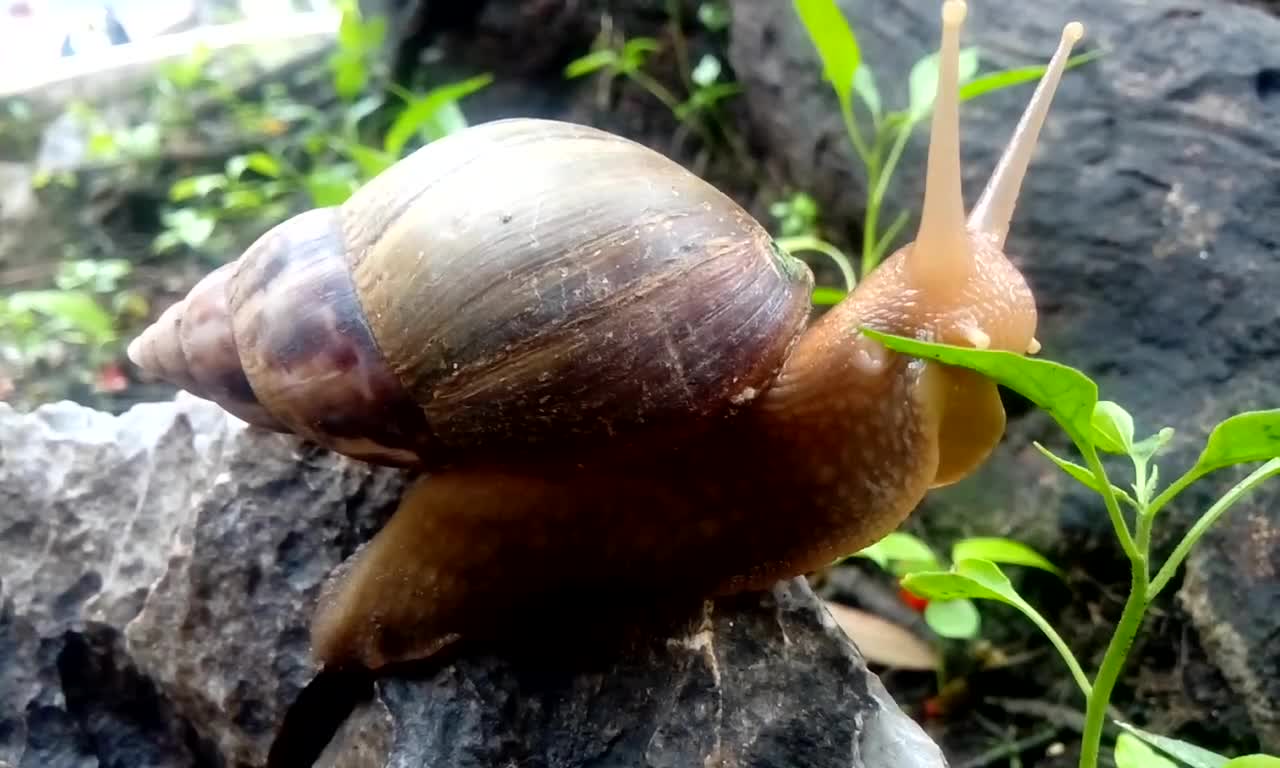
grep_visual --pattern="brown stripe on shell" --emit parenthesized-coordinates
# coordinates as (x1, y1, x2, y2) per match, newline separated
(226, 207, 437, 468)
(175, 262, 287, 431)
(343, 117, 813, 452)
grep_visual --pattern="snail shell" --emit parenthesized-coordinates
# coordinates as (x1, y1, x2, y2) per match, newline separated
(129, 119, 815, 467)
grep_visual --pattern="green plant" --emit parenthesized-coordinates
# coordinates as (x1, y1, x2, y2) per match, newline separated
(155, 0, 492, 258)
(791, 0, 1101, 295)
(858, 328, 1280, 768)
(0, 259, 145, 378)
(852, 531, 1062, 641)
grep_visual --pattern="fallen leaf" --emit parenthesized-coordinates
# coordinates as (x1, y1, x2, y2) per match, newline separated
(824, 600, 939, 670)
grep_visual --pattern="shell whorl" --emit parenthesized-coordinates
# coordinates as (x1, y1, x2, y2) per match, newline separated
(128, 118, 815, 467)
(129, 207, 436, 467)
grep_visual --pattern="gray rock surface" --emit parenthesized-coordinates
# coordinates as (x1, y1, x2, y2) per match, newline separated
(1, 395, 946, 766)
(314, 578, 947, 768)
(729, 0, 1280, 750)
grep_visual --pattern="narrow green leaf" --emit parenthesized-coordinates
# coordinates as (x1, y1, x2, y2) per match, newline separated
(793, 0, 861, 103)
(1193, 409, 1280, 474)
(1115, 733, 1179, 768)
(1131, 427, 1176, 465)
(924, 598, 981, 639)
(383, 74, 494, 157)
(1092, 400, 1136, 454)
(952, 537, 1064, 579)
(852, 65, 881, 119)
(564, 49, 618, 78)
(959, 50, 1103, 103)
(812, 286, 846, 306)
(860, 329, 1100, 438)
(1115, 722, 1229, 768)
(341, 143, 396, 180)
(1033, 442, 1139, 507)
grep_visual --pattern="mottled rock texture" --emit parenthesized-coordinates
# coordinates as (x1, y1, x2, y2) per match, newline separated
(1, 396, 946, 766)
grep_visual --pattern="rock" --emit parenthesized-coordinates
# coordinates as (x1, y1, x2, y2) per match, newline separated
(1180, 503, 1280, 751)
(314, 578, 948, 768)
(0, 394, 404, 765)
(728, 0, 1280, 752)
(1, 396, 947, 766)
(0, 394, 232, 766)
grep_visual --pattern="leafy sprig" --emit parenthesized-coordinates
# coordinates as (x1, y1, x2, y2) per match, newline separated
(858, 328, 1279, 768)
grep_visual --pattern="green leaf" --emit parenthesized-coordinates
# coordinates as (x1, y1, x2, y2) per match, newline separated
(924, 598, 980, 639)
(1033, 442, 1139, 507)
(901, 559, 1025, 607)
(951, 537, 1064, 579)
(852, 532, 941, 572)
(169, 174, 226, 201)
(959, 50, 1103, 103)
(340, 142, 396, 180)
(860, 329, 1100, 439)
(1092, 400, 1136, 454)
(812, 286, 846, 306)
(852, 65, 881, 119)
(1114, 722, 1230, 768)
(565, 49, 618, 78)
(7, 290, 115, 344)
(1131, 427, 1176, 465)
(1192, 410, 1280, 474)
(1223, 757, 1280, 768)
(793, 0, 861, 106)
(907, 46, 980, 120)
(243, 152, 282, 179)
(161, 209, 216, 249)
(1115, 733, 1179, 768)
(383, 74, 494, 157)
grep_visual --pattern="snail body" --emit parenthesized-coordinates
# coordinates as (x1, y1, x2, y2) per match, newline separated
(128, 1, 1085, 669)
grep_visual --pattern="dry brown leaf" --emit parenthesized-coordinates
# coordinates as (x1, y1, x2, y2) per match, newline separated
(824, 600, 939, 671)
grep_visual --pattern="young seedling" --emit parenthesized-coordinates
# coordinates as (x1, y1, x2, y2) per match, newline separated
(860, 328, 1280, 768)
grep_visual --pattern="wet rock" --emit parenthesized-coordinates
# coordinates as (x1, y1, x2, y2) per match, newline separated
(729, 0, 1279, 752)
(1, 395, 947, 766)
(315, 578, 948, 768)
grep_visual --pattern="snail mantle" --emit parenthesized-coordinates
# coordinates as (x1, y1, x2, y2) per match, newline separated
(0, 394, 947, 768)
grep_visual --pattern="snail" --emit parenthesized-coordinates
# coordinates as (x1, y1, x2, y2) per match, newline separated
(127, 0, 1085, 670)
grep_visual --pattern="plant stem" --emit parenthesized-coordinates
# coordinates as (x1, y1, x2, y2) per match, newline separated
(1144, 465, 1206, 520)
(775, 236, 857, 291)
(862, 123, 915, 276)
(1080, 441, 1140, 563)
(1020, 599, 1093, 700)
(1147, 457, 1280, 600)
(1078, 567, 1148, 768)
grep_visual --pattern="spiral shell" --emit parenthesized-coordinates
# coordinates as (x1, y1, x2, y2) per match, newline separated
(129, 118, 815, 467)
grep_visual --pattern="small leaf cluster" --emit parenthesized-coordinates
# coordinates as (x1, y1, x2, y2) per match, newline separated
(852, 531, 1061, 642)
(155, 0, 493, 258)
(860, 328, 1279, 768)
(562, 10, 743, 154)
